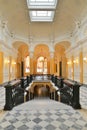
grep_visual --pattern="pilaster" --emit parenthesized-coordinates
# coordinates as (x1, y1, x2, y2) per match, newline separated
(79, 52, 83, 83)
(50, 52, 54, 74)
(0, 52, 3, 83)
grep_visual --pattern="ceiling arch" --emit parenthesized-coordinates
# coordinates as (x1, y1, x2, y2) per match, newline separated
(55, 41, 71, 50)
(34, 44, 50, 60)
(12, 41, 29, 50)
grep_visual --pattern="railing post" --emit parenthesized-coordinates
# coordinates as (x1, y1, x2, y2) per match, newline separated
(26, 91, 29, 101)
(57, 77, 64, 88)
(30, 75, 33, 83)
(72, 82, 81, 109)
(55, 90, 58, 101)
(51, 75, 54, 82)
(4, 84, 14, 110)
(52, 92, 54, 100)
(55, 76, 57, 86)
(21, 77, 28, 88)
(27, 75, 30, 85)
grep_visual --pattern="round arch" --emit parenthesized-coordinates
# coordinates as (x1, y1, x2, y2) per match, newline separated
(34, 44, 50, 60)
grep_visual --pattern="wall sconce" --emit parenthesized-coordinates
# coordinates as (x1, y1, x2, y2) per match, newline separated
(67, 61, 72, 65)
(7, 60, 10, 63)
(5, 59, 10, 64)
(12, 62, 16, 65)
(73, 60, 76, 63)
(14, 62, 16, 65)
(73, 59, 79, 64)
(83, 57, 87, 62)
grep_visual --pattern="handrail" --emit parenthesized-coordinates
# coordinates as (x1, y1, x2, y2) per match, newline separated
(50, 75, 82, 109)
(4, 75, 34, 110)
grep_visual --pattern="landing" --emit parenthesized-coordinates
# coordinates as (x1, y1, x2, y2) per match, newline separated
(0, 99, 87, 130)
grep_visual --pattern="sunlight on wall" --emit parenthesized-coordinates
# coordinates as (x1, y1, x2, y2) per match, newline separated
(37, 56, 47, 74)
(25, 56, 30, 73)
(3, 56, 10, 82)
(83, 55, 87, 83)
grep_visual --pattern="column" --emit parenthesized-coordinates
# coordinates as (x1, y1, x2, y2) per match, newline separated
(33, 60, 36, 74)
(54, 57, 57, 73)
(0, 52, 3, 83)
(47, 61, 50, 74)
(79, 51, 83, 83)
(9, 56, 12, 80)
(71, 56, 74, 80)
(66, 58, 68, 78)
(30, 52, 33, 74)
(50, 52, 54, 74)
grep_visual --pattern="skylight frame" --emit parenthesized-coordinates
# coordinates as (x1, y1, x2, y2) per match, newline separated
(27, 0, 57, 9)
(29, 10, 54, 22)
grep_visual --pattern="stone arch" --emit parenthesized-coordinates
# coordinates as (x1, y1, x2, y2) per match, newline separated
(29, 82, 56, 94)
(34, 44, 50, 60)
(12, 41, 29, 50)
(34, 84, 50, 97)
(12, 41, 29, 63)
(55, 41, 71, 50)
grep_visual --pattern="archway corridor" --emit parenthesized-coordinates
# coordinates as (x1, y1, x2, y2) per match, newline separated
(28, 79, 57, 100)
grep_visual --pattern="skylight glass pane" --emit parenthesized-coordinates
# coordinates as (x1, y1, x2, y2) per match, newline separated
(32, 11, 36, 16)
(29, 11, 54, 22)
(48, 11, 51, 16)
(27, 0, 57, 9)
(37, 11, 48, 17)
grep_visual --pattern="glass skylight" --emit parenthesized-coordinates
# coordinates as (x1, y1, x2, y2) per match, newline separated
(26, 0, 57, 22)
(29, 11, 54, 22)
(27, 0, 57, 9)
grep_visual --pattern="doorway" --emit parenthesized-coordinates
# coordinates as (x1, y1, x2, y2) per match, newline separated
(34, 85, 50, 98)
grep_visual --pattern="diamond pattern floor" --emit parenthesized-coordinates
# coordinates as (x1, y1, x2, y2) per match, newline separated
(0, 86, 87, 130)
(80, 86, 87, 109)
(0, 99, 87, 130)
(0, 87, 5, 110)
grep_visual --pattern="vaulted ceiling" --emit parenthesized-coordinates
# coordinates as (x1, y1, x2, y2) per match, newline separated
(0, 0, 87, 47)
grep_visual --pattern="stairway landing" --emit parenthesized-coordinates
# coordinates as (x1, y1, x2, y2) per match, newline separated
(0, 99, 87, 130)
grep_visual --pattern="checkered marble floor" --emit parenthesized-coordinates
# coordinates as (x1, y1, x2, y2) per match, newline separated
(0, 86, 87, 130)
(0, 87, 5, 110)
(0, 99, 87, 130)
(80, 86, 87, 109)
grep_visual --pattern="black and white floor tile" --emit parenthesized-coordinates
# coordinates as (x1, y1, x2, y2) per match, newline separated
(0, 87, 5, 110)
(0, 99, 87, 130)
(80, 86, 87, 109)
(0, 110, 87, 130)
(0, 85, 87, 130)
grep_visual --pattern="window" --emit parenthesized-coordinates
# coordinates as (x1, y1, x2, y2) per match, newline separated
(25, 56, 30, 73)
(37, 56, 47, 73)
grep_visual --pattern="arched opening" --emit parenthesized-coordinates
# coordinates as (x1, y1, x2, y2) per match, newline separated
(34, 85, 50, 98)
(37, 56, 47, 74)
(25, 55, 30, 73)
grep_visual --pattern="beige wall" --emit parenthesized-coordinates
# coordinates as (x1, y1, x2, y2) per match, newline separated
(0, 52, 3, 83)
(67, 49, 87, 84)
(0, 51, 17, 84)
